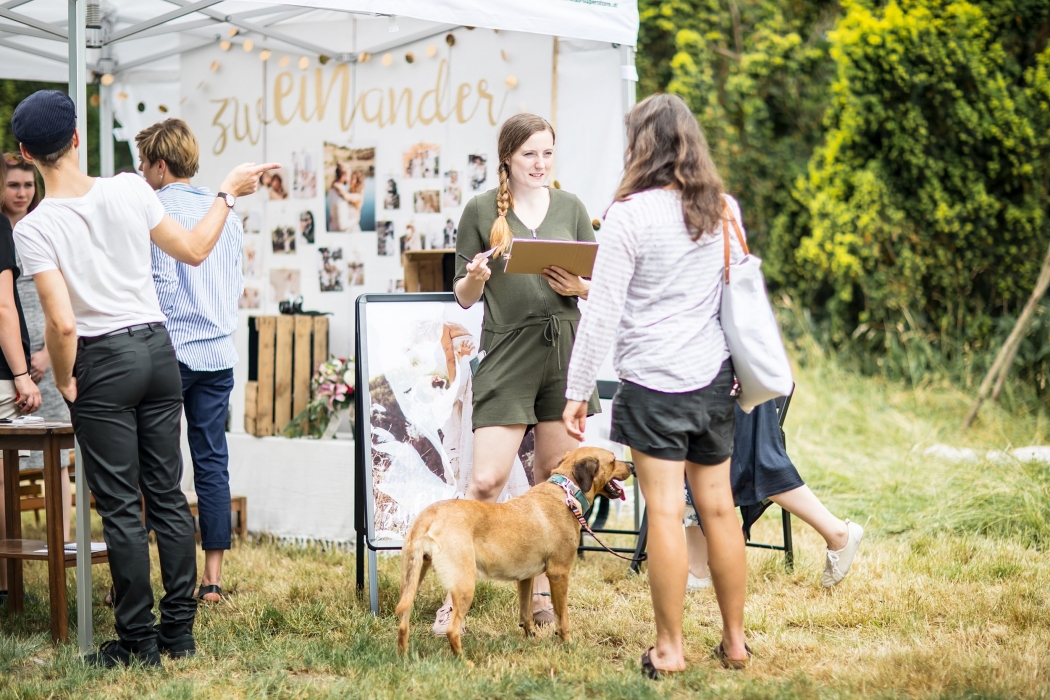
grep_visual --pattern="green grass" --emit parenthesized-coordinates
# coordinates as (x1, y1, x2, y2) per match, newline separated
(3, 360, 1050, 699)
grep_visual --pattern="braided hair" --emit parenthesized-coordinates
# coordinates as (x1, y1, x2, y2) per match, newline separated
(489, 114, 555, 257)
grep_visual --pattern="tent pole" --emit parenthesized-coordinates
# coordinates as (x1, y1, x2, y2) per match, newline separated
(619, 44, 637, 152)
(99, 83, 113, 177)
(68, 0, 88, 173)
(68, 0, 93, 655)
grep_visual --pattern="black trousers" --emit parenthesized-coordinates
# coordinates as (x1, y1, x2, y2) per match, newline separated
(70, 325, 197, 644)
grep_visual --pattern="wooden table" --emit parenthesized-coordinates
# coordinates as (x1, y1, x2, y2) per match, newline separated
(1, 421, 107, 643)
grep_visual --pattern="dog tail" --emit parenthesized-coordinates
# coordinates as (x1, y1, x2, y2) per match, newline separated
(396, 524, 429, 653)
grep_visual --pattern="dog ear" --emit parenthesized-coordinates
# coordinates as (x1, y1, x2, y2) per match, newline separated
(572, 456, 600, 494)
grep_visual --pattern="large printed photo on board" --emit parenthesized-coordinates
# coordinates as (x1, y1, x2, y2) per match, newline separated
(362, 297, 535, 544)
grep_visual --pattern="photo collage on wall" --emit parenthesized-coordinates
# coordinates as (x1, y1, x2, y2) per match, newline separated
(236, 140, 487, 302)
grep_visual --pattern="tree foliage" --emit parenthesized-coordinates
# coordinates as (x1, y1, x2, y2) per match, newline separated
(795, 0, 1050, 360)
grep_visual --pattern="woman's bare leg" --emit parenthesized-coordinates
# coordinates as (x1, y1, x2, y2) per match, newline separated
(685, 525, 709, 579)
(440, 424, 528, 612)
(686, 459, 748, 662)
(632, 450, 689, 672)
(529, 421, 580, 614)
(769, 486, 848, 551)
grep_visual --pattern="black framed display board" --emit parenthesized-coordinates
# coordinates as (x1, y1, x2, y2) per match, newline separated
(354, 293, 537, 613)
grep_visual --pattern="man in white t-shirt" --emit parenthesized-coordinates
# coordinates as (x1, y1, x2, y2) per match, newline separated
(11, 90, 277, 668)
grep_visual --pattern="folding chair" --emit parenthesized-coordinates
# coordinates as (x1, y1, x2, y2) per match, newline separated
(628, 389, 796, 574)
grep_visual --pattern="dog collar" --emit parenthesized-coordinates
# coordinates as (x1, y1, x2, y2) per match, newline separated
(548, 474, 589, 513)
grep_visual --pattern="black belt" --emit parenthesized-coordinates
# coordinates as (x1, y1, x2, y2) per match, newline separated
(78, 322, 163, 348)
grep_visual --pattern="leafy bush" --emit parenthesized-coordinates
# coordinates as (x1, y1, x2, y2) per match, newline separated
(793, 0, 1050, 370)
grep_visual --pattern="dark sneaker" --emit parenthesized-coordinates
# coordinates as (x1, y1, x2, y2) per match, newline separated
(84, 639, 162, 668)
(156, 628, 196, 658)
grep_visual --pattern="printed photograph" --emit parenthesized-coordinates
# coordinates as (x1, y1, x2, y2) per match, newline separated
(242, 241, 259, 277)
(260, 169, 289, 200)
(443, 218, 457, 248)
(468, 154, 487, 191)
(238, 286, 261, 309)
(377, 221, 396, 257)
(237, 207, 262, 235)
(324, 142, 376, 232)
(271, 224, 296, 254)
(383, 178, 400, 210)
(413, 190, 440, 214)
(348, 250, 365, 286)
(299, 210, 316, 244)
(443, 170, 462, 208)
(269, 269, 301, 303)
(400, 222, 423, 254)
(363, 301, 534, 543)
(318, 247, 345, 292)
(402, 143, 440, 179)
(292, 150, 317, 198)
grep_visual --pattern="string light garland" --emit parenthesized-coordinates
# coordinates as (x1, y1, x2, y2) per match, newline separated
(243, 39, 254, 51)
(445, 33, 455, 46)
(405, 51, 415, 63)
(100, 73, 115, 86)
(505, 75, 518, 88)
(425, 44, 437, 58)
(357, 51, 371, 63)
(279, 56, 290, 67)
(259, 49, 271, 61)
(220, 40, 231, 51)
(210, 60, 220, 72)
(381, 53, 393, 66)
(298, 56, 310, 70)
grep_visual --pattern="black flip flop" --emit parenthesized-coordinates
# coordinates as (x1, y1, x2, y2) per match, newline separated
(196, 584, 223, 602)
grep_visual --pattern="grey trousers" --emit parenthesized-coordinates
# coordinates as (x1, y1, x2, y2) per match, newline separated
(70, 324, 197, 644)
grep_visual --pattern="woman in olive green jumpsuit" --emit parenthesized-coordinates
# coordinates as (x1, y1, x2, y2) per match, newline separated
(430, 114, 600, 635)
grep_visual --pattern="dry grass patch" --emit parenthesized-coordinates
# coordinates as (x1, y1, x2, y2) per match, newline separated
(2, 362, 1050, 698)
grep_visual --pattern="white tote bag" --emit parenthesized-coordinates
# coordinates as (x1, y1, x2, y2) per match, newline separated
(719, 203, 793, 412)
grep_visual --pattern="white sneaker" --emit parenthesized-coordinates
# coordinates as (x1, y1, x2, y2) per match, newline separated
(687, 572, 712, 591)
(431, 603, 466, 636)
(822, 520, 864, 588)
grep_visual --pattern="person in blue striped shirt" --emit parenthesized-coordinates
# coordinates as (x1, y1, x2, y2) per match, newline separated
(137, 119, 242, 603)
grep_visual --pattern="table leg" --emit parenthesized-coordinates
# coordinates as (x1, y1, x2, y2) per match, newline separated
(75, 438, 93, 653)
(2, 448, 23, 614)
(42, 436, 69, 643)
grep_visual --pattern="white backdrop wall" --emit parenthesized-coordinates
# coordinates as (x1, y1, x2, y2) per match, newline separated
(179, 22, 624, 433)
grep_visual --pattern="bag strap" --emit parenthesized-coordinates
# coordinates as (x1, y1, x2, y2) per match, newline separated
(722, 199, 750, 284)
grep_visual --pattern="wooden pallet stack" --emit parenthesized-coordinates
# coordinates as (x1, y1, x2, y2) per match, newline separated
(244, 315, 329, 436)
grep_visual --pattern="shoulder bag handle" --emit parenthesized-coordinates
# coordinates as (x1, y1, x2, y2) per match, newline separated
(723, 199, 750, 284)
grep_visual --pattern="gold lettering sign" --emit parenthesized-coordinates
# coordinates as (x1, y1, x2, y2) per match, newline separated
(209, 59, 511, 154)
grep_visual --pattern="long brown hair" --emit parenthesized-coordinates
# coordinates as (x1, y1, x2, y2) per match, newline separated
(614, 94, 725, 240)
(489, 114, 555, 257)
(3, 152, 42, 214)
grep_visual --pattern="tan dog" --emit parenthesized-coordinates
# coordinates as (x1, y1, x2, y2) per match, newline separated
(396, 446, 632, 655)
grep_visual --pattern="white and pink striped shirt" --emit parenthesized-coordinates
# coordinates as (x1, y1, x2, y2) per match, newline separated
(566, 190, 747, 401)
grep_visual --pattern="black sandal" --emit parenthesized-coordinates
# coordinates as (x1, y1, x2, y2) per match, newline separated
(196, 584, 223, 602)
(641, 647, 662, 680)
(713, 641, 752, 670)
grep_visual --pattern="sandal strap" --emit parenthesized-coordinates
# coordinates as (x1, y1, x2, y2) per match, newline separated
(197, 584, 223, 599)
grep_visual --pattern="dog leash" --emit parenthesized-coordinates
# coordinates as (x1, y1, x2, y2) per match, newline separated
(551, 478, 648, 564)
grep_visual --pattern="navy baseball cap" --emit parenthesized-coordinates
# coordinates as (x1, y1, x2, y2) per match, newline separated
(12, 90, 77, 156)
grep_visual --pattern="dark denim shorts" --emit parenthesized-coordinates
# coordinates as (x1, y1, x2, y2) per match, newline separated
(610, 358, 736, 465)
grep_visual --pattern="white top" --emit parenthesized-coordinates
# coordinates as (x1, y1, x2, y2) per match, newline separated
(14, 173, 168, 337)
(566, 190, 747, 401)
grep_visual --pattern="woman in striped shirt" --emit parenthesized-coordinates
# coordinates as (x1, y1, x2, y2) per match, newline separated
(564, 94, 751, 675)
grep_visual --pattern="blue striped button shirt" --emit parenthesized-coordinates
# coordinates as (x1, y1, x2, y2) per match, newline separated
(151, 183, 243, 372)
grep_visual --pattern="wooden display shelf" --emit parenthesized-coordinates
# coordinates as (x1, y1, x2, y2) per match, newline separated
(0, 539, 108, 566)
(402, 249, 456, 293)
(245, 315, 329, 436)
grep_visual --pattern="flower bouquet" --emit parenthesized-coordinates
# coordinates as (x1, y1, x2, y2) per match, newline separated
(282, 356, 355, 438)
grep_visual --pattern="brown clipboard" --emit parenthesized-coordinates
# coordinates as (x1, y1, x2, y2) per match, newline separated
(503, 238, 599, 277)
